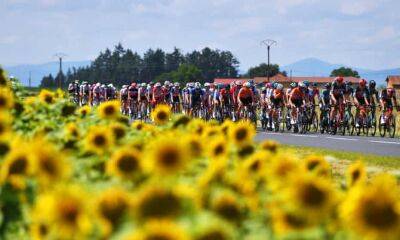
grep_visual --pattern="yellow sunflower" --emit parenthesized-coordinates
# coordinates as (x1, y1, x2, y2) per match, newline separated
(98, 100, 121, 119)
(32, 185, 91, 239)
(134, 185, 183, 220)
(259, 140, 279, 153)
(151, 104, 171, 125)
(85, 126, 114, 155)
(302, 155, 331, 177)
(346, 160, 367, 187)
(107, 148, 142, 179)
(131, 120, 146, 131)
(0, 137, 10, 157)
(271, 206, 312, 235)
(38, 89, 55, 104)
(220, 119, 234, 136)
(228, 121, 255, 146)
(64, 122, 80, 140)
(77, 105, 91, 117)
(207, 136, 228, 159)
(0, 87, 14, 111)
(182, 134, 203, 159)
(30, 221, 51, 240)
(0, 113, 12, 139)
(241, 151, 271, 178)
(266, 154, 301, 191)
(145, 137, 189, 175)
(95, 188, 130, 235)
(110, 122, 127, 141)
(172, 114, 191, 129)
(211, 191, 243, 222)
(340, 174, 400, 240)
(127, 220, 189, 240)
(194, 216, 233, 240)
(0, 68, 10, 87)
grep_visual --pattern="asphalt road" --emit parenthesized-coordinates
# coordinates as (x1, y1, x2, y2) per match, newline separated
(255, 131, 400, 157)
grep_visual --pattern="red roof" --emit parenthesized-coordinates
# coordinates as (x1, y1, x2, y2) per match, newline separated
(214, 78, 251, 84)
(254, 76, 360, 84)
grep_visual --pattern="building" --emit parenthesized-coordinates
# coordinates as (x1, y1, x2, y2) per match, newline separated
(214, 74, 360, 88)
(386, 76, 400, 94)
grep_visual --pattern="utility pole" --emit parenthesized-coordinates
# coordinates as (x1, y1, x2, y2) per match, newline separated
(54, 53, 67, 88)
(261, 39, 277, 83)
(29, 71, 32, 87)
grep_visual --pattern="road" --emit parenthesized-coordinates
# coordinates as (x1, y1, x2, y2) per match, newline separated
(255, 131, 400, 157)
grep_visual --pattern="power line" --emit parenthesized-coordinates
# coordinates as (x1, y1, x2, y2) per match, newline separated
(54, 53, 67, 88)
(260, 39, 277, 82)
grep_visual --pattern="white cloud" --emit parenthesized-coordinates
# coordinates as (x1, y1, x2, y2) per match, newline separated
(340, 0, 380, 16)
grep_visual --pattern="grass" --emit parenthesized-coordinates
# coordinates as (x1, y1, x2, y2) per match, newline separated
(280, 145, 400, 170)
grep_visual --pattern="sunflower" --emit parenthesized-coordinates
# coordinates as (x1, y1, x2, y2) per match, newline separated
(207, 136, 228, 159)
(134, 185, 183, 219)
(194, 216, 233, 240)
(266, 154, 300, 191)
(211, 192, 243, 222)
(151, 104, 171, 125)
(172, 114, 191, 129)
(271, 207, 312, 235)
(85, 126, 113, 155)
(95, 188, 130, 235)
(0, 137, 10, 157)
(284, 173, 337, 220)
(302, 155, 331, 177)
(38, 89, 55, 104)
(188, 119, 207, 136)
(236, 144, 255, 159)
(0, 87, 14, 111)
(0, 68, 10, 87)
(346, 160, 367, 187)
(31, 140, 70, 185)
(127, 220, 189, 240)
(241, 151, 271, 178)
(64, 122, 80, 140)
(131, 120, 146, 131)
(182, 134, 203, 159)
(30, 221, 51, 240)
(340, 174, 400, 240)
(228, 121, 255, 146)
(98, 100, 121, 119)
(110, 123, 127, 141)
(145, 137, 189, 175)
(259, 140, 279, 153)
(107, 148, 142, 179)
(78, 105, 91, 117)
(220, 119, 233, 136)
(0, 113, 12, 138)
(32, 186, 91, 239)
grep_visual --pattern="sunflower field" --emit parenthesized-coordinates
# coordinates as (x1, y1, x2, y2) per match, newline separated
(0, 70, 400, 240)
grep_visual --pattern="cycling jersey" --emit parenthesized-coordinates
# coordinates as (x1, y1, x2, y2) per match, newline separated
(290, 87, 304, 100)
(120, 88, 128, 101)
(366, 87, 379, 104)
(331, 81, 345, 98)
(153, 87, 164, 102)
(320, 89, 330, 104)
(353, 87, 369, 105)
(128, 86, 138, 99)
(190, 88, 204, 104)
(380, 89, 396, 108)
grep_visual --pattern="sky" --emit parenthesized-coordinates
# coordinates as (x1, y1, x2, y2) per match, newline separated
(1, 0, 400, 71)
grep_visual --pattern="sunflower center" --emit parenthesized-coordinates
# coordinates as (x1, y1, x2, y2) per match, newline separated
(0, 123, 5, 134)
(140, 191, 181, 219)
(215, 201, 241, 221)
(93, 135, 106, 147)
(238, 145, 254, 158)
(113, 127, 125, 139)
(300, 183, 326, 207)
(146, 233, 174, 240)
(40, 157, 57, 176)
(44, 95, 53, 103)
(60, 201, 80, 225)
(0, 142, 9, 156)
(235, 128, 248, 141)
(9, 156, 28, 175)
(250, 160, 260, 172)
(351, 170, 360, 182)
(214, 144, 225, 156)
(197, 231, 227, 240)
(156, 111, 168, 121)
(284, 213, 307, 228)
(189, 140, 202, 157)
(159, 149, 179, 168)
(363, 200, 398, 229)
(307, 161, 319, 171)
(100, 199, 127, 225)
(0, 96, 6, 107)
(39, 223, 48, 236)
(104, 105, 116, 116)
(117, 155, 139, 173)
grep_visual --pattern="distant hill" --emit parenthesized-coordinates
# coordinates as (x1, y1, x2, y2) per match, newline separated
(3, 61, 91, 86)
(282, 58, 399, 86)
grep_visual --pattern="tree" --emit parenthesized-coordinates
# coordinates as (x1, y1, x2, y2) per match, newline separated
(247, 63, 280, 78)
(40, 74, 56, 88)
(165, 47, 184, 72)
(330, 67, 360, 78)
(156, 64, 202, 84)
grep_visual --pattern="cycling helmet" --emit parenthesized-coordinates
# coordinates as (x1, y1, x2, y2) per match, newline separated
(335, 76, 344, 83)
(236, 81, 243, 86)
(82, 81, 88, 84)
(277, 84, 284, 90)
(155, 82, 161, 87)
(359, 79, 367, 87)
(345, 80, 352, 86)
(131, 83, 137, 87)
(204, 82, 211, 87)
(75, 80, 79, 83)
(290, 82, 298, 88)
(101, 84, 106, 88)
(244, 82, 251, 88)
(164, 81, 170, 86)
(324, 83, 331, 89)
(265, 83, 272, 88)
(387, 88, 395, 94)
(369, 80, 376, 87)
(312, 82, 318, 87)
(261, 87, 266, 91)
(195, 82, 201, 88)
(249, 79, 255, 85)
(174, 82, 180, 87)
(96, 83, 101, 87)
(299, 82, 306, 88)
(303, 80, 310, 87)
(141, 83, 147, 87)
(272, 82, 278, 89)
(122, 85, 128, 88)
(108, 84, 113, 87)
(149, 81, 154, 85)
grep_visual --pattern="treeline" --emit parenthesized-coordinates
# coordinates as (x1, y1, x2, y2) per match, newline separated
(41, 43, 240, 88)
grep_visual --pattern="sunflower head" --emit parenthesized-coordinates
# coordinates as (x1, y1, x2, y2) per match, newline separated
(0, 87, 14, 111)
(229, 121, 255, 146)
(60, 102, 76, 117)
(346, 160, 367, 187)
(208, 136, 228, 159)
(271, 207, 312, 235)
(39, 89, 55, 104)
(267, 154, 300, 189)
(151, 104, 171, 125)
(182, 135, 203, 159)
(145, 137, 189, 175)
(85, 126, 113, 155)
(110, 123, 127, 141)
(0, 145, 34, 188)
(236, 144, 255, 159)
(95, 188, 130, 231)
(211, 192, 243, 222)
(303, 155, 331, 177)
(128, 220, 189, 240)
(64, 122, 80, 140)
(78, 105, 91, 117)
(260, 140, 279, 153)
(0, 113, 12, 138)
(135, 185, 183, 220)
(107, 148, 142, 179)
(98, 100, 121, 119)
(172, 114, 191, 129)
(131, 120, 146, 131)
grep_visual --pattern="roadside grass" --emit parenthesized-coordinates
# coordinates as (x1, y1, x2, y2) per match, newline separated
(279, 145, 400, 170)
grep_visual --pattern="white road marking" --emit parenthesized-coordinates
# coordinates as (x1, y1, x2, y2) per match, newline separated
(369, 140, 400, 145)
(263, 132, 283, 135)
(292, 134, 318, 138)
(326, 137, 358, 141)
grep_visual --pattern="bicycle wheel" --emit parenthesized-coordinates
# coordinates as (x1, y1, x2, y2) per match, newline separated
(349, 114, 355, 136)
(379, 115, 386, 137)
(388, 116, 396, 138)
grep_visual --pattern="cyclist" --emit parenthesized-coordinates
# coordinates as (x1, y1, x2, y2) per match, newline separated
(353, 79, 370, 127)
(270, 83, 285, 129)
(68, 80, 80, 103)
(367, 80, 379, 122)
(203, 83, 212, 116)
(308, 82, 320, 106)
(237, 82, 255, 119)
(379, 87, 398, 120)
(152, 82, 165, 106)
(120, 85, 129, 114)
(171, 82, 182, 113)
(92, 83, 102, 105)
(319, 83, 332, 124)
(106, 84, 116, 100)
(329, 76, 346, 127)
(163, 81, 172, 105)
(80, 81, 90, 105)
(189, 82, 204, 116)
(138, 83, 148, 118)
(289, 82, 306, 125)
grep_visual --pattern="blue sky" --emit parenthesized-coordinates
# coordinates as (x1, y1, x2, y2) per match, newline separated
(1, 0, 399, 71)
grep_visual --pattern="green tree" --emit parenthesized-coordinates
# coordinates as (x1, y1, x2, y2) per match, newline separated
(247, 63, 280, 78)
(40, 74, 56, 88)
(330, 67, 360, 78)
(156, 64, 202, 84)
(165, 47, 185, 72)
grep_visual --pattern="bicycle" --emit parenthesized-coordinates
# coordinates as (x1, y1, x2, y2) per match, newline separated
(271, 105, 285, 132)
(239, 104, 257, 126)
(354, 105, 369, 136)
(342, 103, 355, 136)
(367, 105, 377, 136)
(379, 107, 397, 138)
(306, 104, 319, 133)
(319, 105, 330, 134)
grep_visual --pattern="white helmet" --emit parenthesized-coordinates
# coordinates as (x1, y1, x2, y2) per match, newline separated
(155, 82, 162, 87)
(141, 83, 147, 87)
(299, 82, 305, 88)
(164, 81, 170, 86)
(174, 82, 180, 87)
(204, 82, 210, 87)
(96, 83, 101, 87)
(244, 82, 251, 87)
(195, 82, 201, 88)
(108, 84, 113, 87)
(277, 84, 284, 90)
(122, 85, 128, 88)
